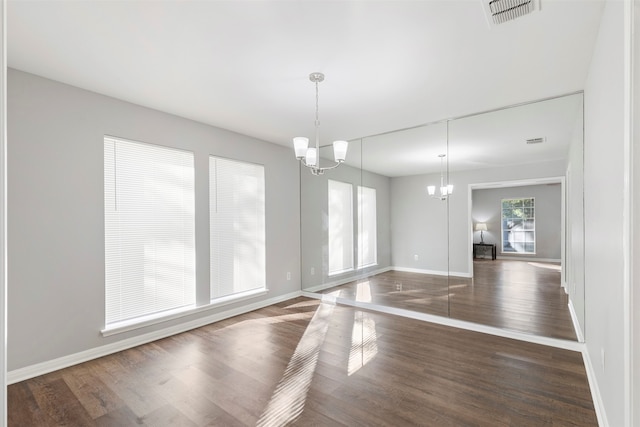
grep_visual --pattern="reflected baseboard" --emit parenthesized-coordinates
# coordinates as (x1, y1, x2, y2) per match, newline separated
(303, 266, 473, 294)
(303, 266, 393, 293)
(496, 256, 561, 263)
(392, 266, 472, 279)
(301, 291, 584, 352)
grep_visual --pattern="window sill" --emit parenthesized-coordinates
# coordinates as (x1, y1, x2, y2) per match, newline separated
(101, 288, 268, 337)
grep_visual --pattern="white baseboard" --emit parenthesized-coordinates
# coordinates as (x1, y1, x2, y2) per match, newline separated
(582, 348, 609, 427)
(447, 271, 473, 279)
(496, 256, 562, 263)
(303, 266, 392, 293)
(7, 290, 302, 385)
(392, 266, 448, 276)
(303, 292, 583, 352)
(304, 267, 472, 293)
(568, 299, 585, 343)
(391, 266, 472, 279)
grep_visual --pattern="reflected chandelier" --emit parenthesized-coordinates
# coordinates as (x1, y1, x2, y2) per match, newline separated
(293, 72, 348, 175)
(427, 154, 453, 200)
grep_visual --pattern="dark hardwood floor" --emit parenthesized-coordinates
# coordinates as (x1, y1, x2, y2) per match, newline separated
(8, 297, 596, 426)
(321, 260, 577, 341)
(450, 260, 576, 340)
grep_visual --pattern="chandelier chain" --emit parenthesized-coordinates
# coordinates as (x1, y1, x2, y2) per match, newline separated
(315, 80, 320, 126)
(315, 80, 320, 150)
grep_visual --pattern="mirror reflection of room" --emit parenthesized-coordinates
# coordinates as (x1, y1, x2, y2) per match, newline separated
(301, 92, 584, 343)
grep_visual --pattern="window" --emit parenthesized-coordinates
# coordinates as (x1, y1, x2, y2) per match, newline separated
(104, 137, 195, 326)
(328, 180, 354, 275)
(210, 156, 265, 300)
(501, 197, 535, 254)
(357, 186, 377, 268)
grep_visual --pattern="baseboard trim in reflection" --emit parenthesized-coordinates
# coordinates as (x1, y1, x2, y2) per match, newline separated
(304, 266, 393, 293)
(390, 266, 473, 279)
(301, 292, 584, 352)
(304, 267, 473, 294)
(568, 299, 585, 342)
(496, 256, 561, 263)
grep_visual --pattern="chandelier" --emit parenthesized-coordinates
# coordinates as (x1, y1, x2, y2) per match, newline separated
(427, 154, 453, 200)
(293, 72, 348, 175)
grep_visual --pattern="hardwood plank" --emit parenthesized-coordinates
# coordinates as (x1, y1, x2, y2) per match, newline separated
(8, 296, 597, 426)
(60, 363, 124, 419)
(27, 377, 95, 426)
(7, 382, 51, 427)
(321, 259, 577, 340)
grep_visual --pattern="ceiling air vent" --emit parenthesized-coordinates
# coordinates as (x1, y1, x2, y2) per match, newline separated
(481, 0, 539, 27)
(526, 137, 546, 145)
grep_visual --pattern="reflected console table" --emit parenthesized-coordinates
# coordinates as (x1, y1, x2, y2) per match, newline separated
(473, 243, 496, 260)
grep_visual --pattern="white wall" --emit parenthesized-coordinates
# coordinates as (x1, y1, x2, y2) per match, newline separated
(583, 1, 627, 425)
(7, 69, 301, 372)
(471, 184, 562, 260)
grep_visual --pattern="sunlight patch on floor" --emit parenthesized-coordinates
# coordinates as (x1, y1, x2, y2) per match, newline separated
(283, 299, 322, 309)
(215, 312, 315, 332)
(256, 301, 335, 426)
(355, 281, 372, 303)
(348, 311, 378, 376)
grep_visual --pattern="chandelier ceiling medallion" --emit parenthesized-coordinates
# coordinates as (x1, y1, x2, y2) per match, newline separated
(292, 72, 348, 175)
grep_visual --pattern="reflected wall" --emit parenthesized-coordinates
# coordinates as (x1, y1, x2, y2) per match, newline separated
(300, 93, 585, 342)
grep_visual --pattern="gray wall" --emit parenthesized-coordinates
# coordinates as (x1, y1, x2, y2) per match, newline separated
(7, 69, 301, 371)
(472, 184, 562, 260)
(0, 10, 6, 418)
(390, 160, 566, 277)
(583, 1, 627, 424)
(300, 157, 392, 290)
(633, 2, 640, 419)
(390, 172, 448, 274)
(448, 161, 566, 276)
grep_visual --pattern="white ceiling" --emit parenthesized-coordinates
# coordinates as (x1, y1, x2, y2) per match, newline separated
(343, 92, 583, 177)
(8, 0, 604, 153)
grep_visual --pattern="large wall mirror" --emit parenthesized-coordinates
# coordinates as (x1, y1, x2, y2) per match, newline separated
(300, 93, 584, 343)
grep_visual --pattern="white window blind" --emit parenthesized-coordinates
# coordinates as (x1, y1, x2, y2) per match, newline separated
(210, 156, 266, 300)
(328, 179, 354, 275)
(357, 186, 377, 268)
(104, 137, 195, 326)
